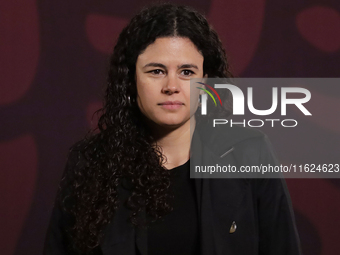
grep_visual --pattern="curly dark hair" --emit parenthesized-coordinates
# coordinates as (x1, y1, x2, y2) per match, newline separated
(58, 2, 233, 254)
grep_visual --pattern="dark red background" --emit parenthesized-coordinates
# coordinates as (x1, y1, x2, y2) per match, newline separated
(1, 0, 340, 254)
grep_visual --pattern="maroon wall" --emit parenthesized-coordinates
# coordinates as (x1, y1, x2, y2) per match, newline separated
(1, 0, 339, 254)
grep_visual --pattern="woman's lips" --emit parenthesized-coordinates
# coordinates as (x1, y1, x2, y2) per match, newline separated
(158, 101, 184, 110)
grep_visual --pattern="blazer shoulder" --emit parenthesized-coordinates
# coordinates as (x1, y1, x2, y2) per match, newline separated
(218, 124, 266, 140)
(200, 123, 271, 157)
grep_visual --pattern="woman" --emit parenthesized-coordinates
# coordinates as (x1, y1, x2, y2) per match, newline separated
(44, 3, 301, 255)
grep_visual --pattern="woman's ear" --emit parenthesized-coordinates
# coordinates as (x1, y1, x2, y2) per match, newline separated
(203, 73, 208, 82)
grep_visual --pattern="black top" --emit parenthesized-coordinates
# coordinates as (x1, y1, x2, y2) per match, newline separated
(147, 159, 199, 255)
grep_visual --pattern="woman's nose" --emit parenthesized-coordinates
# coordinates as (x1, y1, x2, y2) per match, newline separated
(162, 74, 180, 94)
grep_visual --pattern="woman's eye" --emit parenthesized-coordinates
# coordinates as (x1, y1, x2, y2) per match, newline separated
(150, 69, 164, 75)
(181, 70, 194, 76)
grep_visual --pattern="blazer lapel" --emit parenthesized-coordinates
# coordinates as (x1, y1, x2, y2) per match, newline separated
(191, 129, 217, 255)
(191, 125, 249, 255)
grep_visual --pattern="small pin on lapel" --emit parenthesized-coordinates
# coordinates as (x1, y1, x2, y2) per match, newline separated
(229, 221, 237, 233)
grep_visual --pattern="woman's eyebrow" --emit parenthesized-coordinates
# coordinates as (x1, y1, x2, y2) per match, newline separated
(143, 62, 199, 69)
(143, 62, 166, 69)
(179, 64, 199, 69)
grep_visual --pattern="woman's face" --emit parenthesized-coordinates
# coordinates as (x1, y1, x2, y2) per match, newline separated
(135, 37, 206, 129)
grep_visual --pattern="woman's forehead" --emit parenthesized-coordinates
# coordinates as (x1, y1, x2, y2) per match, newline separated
(136, 37, 204, 66)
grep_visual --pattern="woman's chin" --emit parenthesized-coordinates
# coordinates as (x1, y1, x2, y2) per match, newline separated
(155, 119, 189, 129)
(141, 113, 191, 130)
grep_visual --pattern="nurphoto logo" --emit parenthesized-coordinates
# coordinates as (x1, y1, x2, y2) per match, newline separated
(196, 80, 312, 128)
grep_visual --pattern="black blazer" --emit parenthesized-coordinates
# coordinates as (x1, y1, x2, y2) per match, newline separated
(44, 123, 302, 255)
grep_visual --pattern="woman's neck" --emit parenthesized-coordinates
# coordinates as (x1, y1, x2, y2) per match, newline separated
(151, 118, 196, 170)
